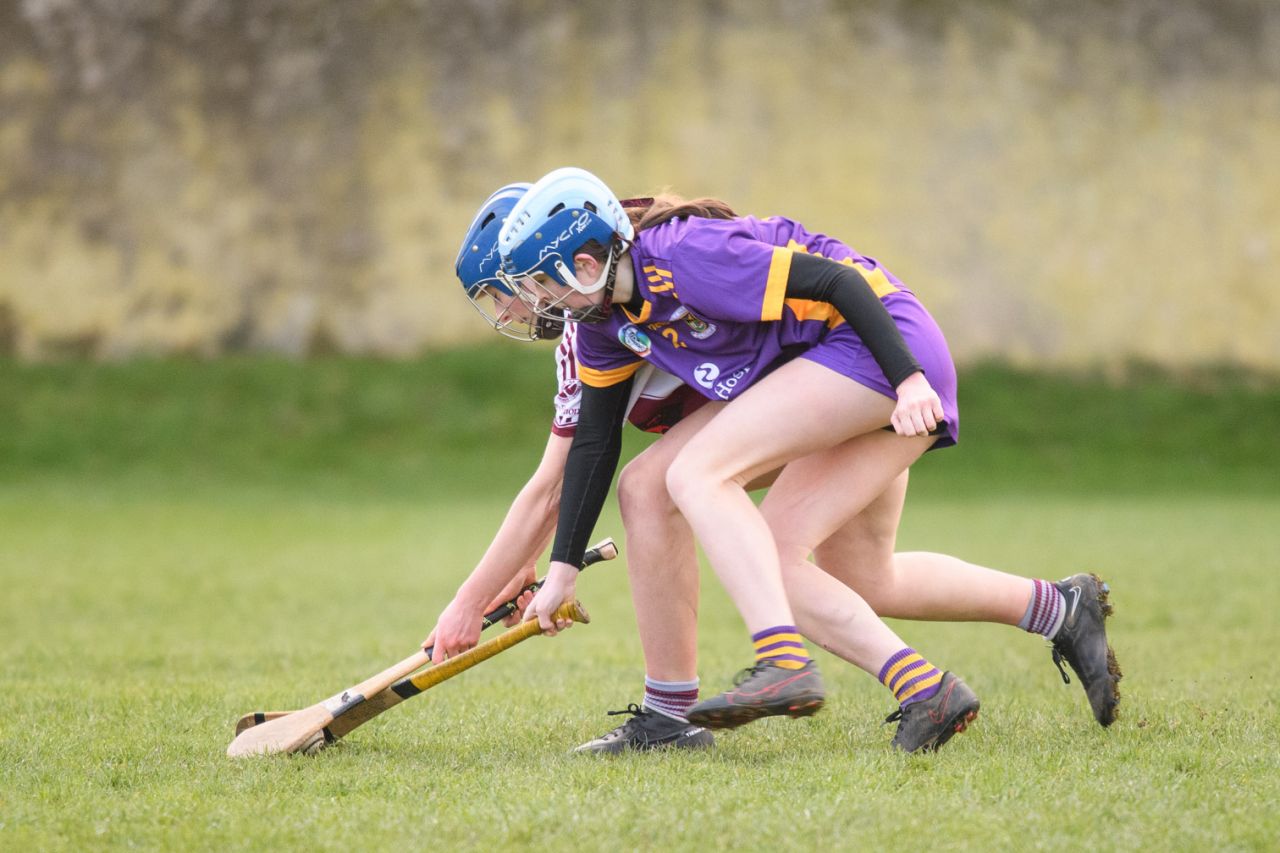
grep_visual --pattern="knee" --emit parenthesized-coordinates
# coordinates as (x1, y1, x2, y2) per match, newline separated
(824, 554, 896, 612)
(618, 454, 676, 521)
(664, 452, 710, 513)
(850, 578, 892, 614)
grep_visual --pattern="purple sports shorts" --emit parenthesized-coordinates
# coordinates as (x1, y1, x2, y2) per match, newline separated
(799, 291, 960, 449)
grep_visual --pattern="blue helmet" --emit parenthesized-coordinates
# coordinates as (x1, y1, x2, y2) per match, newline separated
(455, 182, 560, 341)
(498, 167, 633, 322)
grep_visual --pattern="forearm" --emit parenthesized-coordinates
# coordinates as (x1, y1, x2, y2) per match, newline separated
(549, 379, 632, 566)
(452, 433, 571, 608)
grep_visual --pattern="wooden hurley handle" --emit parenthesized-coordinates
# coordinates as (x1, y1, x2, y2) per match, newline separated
(427, 537, 616, 658)
(407, 600, 590, 694)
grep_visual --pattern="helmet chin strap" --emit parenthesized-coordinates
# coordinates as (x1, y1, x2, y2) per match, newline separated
(576, 235, 627, 324)
(534, 314, 565, 339)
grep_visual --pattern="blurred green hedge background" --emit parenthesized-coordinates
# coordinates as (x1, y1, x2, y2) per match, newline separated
(2, 1, 1277, 368)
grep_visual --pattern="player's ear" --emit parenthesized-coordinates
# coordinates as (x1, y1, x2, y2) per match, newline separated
(573, 252, 600, 279)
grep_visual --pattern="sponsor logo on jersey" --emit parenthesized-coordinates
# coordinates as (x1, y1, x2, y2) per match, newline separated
(619, 324, 652, 357)
(713, 365, 752, 400)
(693, 362, 721, 388)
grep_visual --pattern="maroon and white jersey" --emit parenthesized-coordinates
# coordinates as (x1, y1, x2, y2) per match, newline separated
(551, 322, 706, 438)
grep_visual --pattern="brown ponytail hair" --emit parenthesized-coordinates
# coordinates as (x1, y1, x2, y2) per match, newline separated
(622, 192, 737, 232)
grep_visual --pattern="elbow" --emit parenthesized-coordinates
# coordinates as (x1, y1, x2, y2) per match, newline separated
(524, 470, 562, 516)
(543, 478, 563, 516)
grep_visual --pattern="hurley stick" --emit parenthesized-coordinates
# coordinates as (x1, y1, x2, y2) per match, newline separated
(418, 537, 614, 661)
(227, 599, 592, 757)
(233, 537, 617, 738)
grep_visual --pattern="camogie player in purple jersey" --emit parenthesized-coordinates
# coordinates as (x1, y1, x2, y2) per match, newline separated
(498, 168, 1121, 750)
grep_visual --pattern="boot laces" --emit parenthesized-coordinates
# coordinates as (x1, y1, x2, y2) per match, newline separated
(600, 704, 654, 738)
(602, 703, 690, 741)
(1051, 647, 1072, 685)
(732, 664, 769, 687)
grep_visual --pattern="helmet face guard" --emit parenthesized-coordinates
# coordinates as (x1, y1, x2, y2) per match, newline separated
(506, 270, 615, 325)
(501, 228, 626, 325)
(462, 277, 551, 342)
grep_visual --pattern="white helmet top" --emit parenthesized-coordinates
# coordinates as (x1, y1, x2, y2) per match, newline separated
(498, 167, 634, 296)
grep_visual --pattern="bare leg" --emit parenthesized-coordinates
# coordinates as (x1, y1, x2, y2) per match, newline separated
(616, 402, 723, 682)
(776, 454, 1119, 731)
(792, 468, 1032, 625)
(666, 359, 921, 649)
(759, 430, 937, 672)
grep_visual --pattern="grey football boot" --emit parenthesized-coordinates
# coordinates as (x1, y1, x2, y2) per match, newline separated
(884, 672, 980, 753)
(1051, 573, 1122, 726)
(686, 660, 825, 730)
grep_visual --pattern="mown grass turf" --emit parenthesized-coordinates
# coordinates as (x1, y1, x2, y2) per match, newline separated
(1, 351, 1278, 851)
(4, 347, 1278, 496)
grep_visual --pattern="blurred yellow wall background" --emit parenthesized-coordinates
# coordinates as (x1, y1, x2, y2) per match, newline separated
(1, 1, 1276, 367)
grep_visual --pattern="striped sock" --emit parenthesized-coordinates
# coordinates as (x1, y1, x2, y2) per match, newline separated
(1018, 579, 1067, 638)
(879, 647, 943, 707)
(643, 677, 699, 721)
(752, 625, 811, 670)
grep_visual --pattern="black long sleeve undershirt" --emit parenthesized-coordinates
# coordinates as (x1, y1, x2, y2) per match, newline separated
(784, 251, 922, 388)
(548, 376, 633, 566)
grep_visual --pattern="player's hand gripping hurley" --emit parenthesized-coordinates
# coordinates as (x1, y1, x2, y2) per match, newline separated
(227, 538, 616, 757)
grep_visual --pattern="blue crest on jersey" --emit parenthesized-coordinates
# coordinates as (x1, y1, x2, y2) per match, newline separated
(619, 324, 652, 357)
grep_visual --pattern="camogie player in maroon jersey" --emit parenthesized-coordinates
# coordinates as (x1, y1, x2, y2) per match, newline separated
(426, 184, 717, 753)
(499, 168, 1121, 751)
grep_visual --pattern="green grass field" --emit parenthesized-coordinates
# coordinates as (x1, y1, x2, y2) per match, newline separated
(2, 350, 1278, 851)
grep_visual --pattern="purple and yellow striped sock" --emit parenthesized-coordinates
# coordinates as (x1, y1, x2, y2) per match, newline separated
(752, 625, 811, 670)
(878, 647, 943, 707)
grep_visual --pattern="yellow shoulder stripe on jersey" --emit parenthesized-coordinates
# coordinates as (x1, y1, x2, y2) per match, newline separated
(761, 247, 793, 322)
(846, 261, 899, 298)
(784, 238, 900, 298)
(577, 360, 644, 388)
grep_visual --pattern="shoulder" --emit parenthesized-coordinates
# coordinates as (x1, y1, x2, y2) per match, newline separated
(572, 318, 628, 359)
(665, 216, 798, 262)
(634, 216, 756, 258)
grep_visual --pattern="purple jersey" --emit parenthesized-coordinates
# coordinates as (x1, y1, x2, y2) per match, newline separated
(574, 216, 911, 401)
